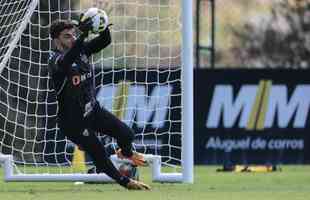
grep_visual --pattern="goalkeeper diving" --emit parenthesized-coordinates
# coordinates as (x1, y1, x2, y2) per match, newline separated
(48, 8, 150, 190)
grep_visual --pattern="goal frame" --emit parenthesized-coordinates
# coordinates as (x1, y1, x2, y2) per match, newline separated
(0, 0, 193, 183)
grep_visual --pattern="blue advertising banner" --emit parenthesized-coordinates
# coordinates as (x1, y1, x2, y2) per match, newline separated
(195, 69, 310, 165)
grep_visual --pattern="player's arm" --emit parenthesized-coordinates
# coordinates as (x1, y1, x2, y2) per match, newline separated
(84, 26, 112, 56)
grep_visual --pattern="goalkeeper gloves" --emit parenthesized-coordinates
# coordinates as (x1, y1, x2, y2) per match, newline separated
(78, 13, 93, 37)
(126, 179, 151, 190)
(97, 23, 113, 33)
(116, 149, 147, 166)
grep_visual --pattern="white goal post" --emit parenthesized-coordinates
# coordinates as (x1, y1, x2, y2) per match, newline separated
(0, 0, 193, 183)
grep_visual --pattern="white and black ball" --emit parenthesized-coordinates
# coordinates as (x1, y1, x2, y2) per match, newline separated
(83, 7, 109, 33)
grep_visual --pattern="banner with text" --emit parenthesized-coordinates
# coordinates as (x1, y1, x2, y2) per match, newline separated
(195, 69, 310, 165)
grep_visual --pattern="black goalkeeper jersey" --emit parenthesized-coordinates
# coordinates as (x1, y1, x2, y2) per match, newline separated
(47, 28, 135, 188)
(48, 28, 111, 124)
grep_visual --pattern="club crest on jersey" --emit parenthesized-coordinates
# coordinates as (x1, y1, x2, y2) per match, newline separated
(81, 54, 88, 63)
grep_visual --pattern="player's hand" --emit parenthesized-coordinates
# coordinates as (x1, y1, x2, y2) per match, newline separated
(116, 149, 147, 166)
(126, 179, 151, 190)
(78, 13, 93, 36)
(98, 23, 113, 33)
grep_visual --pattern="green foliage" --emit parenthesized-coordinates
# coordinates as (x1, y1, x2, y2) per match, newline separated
(231, 0, 310, 68)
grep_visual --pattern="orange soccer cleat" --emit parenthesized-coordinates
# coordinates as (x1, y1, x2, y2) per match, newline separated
(116, 149, 147, 166)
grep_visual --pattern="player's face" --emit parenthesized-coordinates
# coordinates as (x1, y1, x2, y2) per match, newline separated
(57, 28, 76, 50)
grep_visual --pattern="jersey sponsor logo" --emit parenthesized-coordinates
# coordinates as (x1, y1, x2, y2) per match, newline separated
(206, 80, 310, 129)
(97, 84, 172, 128)
(71, 72, 92, 86)
(72, 75, 81, 86)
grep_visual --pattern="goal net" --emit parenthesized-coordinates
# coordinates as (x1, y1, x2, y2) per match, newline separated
(0, 0, 193, 183)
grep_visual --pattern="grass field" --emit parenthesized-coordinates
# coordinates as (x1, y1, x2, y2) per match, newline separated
(0, 165, 310, 200)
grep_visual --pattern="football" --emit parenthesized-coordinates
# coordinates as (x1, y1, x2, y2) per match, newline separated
(118, 163, 139, 180)
(83, 7, 109, 33)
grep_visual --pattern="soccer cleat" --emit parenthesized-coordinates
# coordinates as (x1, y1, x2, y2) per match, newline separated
(126, 179, 151, 190)
(116, 149, 147, 166)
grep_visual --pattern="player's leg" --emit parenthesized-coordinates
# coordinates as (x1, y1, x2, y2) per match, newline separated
(62, 126, 130, 187)
(86, 103, 146, 166)
(86, 103, 134, 155)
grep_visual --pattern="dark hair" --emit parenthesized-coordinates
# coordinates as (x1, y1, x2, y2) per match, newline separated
(50, 20, 75, 39)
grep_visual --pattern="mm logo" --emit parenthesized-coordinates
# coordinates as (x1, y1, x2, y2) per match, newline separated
(206, 80, 310, 130)
(97, 84, 172, 129)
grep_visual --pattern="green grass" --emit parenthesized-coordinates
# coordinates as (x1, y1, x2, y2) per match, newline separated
(0, 166, 310, 200)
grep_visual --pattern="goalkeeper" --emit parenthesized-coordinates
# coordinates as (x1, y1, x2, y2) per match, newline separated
(48, 15, 150, 190)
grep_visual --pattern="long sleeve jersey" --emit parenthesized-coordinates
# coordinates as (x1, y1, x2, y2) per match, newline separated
(48, 28, 111, 123)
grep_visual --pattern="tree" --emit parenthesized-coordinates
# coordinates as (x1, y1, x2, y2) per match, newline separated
(231, 0, 310, 68)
